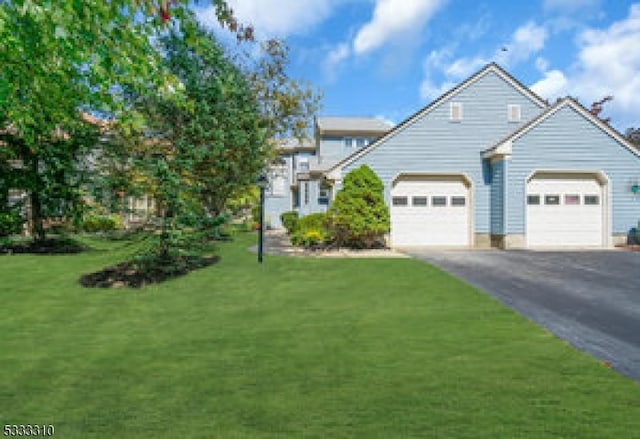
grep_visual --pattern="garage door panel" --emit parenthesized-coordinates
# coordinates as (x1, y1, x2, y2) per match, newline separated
(526, 176, 604, 248)
(391, 177, 470, 247)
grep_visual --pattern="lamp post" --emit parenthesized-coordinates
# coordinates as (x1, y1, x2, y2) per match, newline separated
(256, 172, 269, 264)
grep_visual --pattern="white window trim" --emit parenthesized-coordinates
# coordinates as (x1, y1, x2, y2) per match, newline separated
(298, 158, 309, 171)
(508, 104, 521, 122)
(450, 102, 463, 122)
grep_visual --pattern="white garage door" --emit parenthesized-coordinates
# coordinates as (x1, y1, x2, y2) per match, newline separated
(391, 176, 470, 247)
(526, 175, 604, 247)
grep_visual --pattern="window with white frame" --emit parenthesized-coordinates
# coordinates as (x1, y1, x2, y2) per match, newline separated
(269, 167, 287, 196)
(298, 158, 309, 171)
(355, 138, 366, 148)
(508, 104, 521, 122)
(450, 102, 463, 122)
(344, 137, 353, 148)
(318, 182, 331, 205)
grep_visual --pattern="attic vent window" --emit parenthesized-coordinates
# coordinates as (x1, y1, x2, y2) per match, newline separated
(450, 102, 463, 122)
(508, 104, 521, 122)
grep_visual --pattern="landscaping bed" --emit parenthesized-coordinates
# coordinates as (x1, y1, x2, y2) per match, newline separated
(79, 254, 219, 288)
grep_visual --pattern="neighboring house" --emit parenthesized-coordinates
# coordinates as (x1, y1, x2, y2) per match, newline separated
(275, 63, 640, 248)
(264, 117, 392, 228)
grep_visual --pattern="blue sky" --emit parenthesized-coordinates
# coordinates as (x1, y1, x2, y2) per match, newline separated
(198, 0, 640, 132)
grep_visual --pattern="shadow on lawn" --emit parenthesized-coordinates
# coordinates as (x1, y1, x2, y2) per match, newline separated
(0, 237, 88, 254)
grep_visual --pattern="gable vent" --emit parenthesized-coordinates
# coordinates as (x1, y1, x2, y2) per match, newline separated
(508, 104, 521, 122)
(450, 102, 463, 122)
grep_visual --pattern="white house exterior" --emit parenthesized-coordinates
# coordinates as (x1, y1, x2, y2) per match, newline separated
(268, 63, 640, 248)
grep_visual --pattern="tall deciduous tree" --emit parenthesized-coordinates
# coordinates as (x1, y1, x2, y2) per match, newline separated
(244, 39, 322, 143)
(99, 23, 269, 258)
(0, 1, 245, 240)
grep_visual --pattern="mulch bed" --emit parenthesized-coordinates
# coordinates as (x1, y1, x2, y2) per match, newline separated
(79, 255, 220, 289)
(0, 238, 87, 254)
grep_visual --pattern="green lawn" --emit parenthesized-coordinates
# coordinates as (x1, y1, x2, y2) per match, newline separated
(1, 233, 638, 438)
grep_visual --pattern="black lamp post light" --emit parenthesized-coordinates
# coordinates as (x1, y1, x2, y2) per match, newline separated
(256, 171, 269, 264)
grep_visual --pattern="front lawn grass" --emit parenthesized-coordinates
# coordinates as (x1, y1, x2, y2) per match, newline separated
(0, 233, 638, 438)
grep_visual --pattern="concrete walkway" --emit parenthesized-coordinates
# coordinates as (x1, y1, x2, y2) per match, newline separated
(249, 230, 408, 258)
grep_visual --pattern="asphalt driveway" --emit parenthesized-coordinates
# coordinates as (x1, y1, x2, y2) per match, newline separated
(404, 248, 640, 381)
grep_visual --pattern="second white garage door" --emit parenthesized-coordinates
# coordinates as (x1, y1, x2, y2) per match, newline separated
(390, 176, 471, 247)
(526, 174, 605, 247)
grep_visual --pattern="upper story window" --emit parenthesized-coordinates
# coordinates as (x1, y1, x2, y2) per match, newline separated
(269, 166, 287, 196)
(356, 138, 366, 148)
(508, 104, 521, 122)
(297, 158, 309, 171)
(344, 137, 353, 148)
(450, 102, 463, 122)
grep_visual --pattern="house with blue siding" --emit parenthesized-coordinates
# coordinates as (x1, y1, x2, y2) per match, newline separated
(270, 63, 640, 248)
(264, 117, 392, 228)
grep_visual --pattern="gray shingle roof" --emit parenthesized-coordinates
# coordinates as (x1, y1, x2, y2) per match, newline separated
(316, 116, 393, 134)
(274, 138, 315, 151)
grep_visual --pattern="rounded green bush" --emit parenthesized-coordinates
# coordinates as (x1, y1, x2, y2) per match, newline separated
(280, 211, 299, 234)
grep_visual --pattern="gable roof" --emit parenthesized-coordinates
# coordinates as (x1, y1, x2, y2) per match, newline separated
(316, 116, 392, 135)
(483, 97, 640, 159)
(325, 63, 548, 176)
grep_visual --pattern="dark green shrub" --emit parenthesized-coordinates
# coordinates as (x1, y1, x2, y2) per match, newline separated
(290, 213, 331, 248)
(280, 211, 299, 234)
(326, 164, 389, 248)
(82, 214, 122, 233)
(0, 210, 24, 237)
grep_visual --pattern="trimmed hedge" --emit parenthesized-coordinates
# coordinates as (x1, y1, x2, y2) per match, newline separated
(280, 211, 299, 234)
(82, 214, 122, 233)
(290, 213, 331, 248)
(326, 164, 389, 248)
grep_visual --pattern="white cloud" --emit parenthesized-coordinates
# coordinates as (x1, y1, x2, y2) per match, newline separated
(531, 70, 569, 98)
(495, 22, 548, 67)
(535, 57, 549, 72)
(323, 42, 351, 81)
(419, 79, 456, 100)
(353, 0, 448, 55)
(375, 115, 397, 127)
(572, 4, 640, 113)
(417, 20, 547, 101)
(530, 4, 640, 129)
(444, 57, 487, 79)
(198, 0, 335, 38)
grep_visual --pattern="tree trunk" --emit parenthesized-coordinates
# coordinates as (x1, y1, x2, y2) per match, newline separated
(28, 155, 46, 242)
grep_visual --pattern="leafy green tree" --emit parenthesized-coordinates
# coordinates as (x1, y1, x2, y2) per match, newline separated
(100, 23, 268, 258)
(244, 39, 322, 143)
(0, 1, 245, 241)
(326, 165, 390, 248)
(0, 124, 100, 240)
